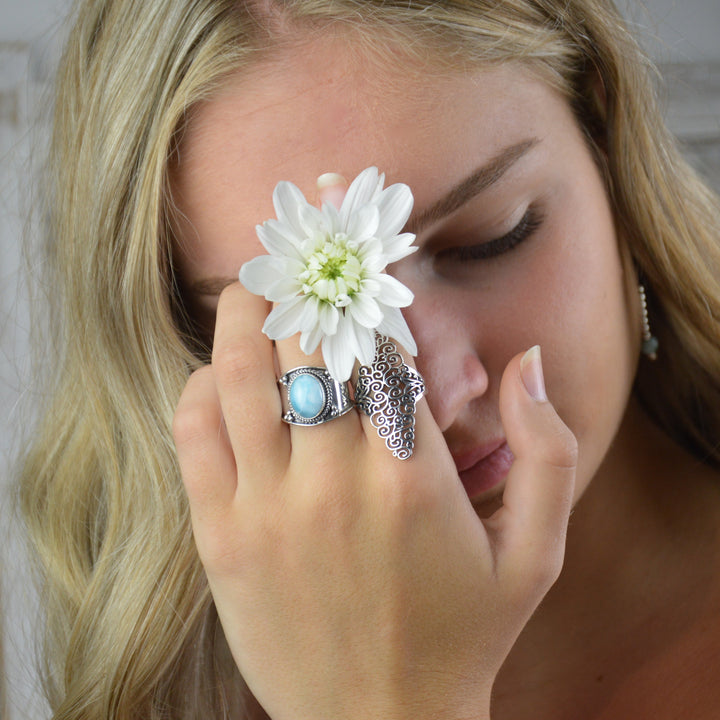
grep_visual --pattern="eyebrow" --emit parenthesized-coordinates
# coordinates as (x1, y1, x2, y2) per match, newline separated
(188, 138, 539, 297)
(404, 137, 539, 235)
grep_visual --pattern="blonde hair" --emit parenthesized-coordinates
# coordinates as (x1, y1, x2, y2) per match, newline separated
(18, 0, 720, 718)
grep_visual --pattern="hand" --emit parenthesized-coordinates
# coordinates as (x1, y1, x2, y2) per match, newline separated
(173, 285, 577, 720)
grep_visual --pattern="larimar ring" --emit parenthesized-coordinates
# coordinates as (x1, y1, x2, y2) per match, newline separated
(279, 367, 353, 426)
(355, 334, 426, 460)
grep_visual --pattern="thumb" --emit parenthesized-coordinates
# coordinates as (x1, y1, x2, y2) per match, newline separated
(493, 346, 577, 587)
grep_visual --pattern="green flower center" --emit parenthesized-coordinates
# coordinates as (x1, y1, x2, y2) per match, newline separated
(320, 255, 345, 281)
(298, 234, 363, 307)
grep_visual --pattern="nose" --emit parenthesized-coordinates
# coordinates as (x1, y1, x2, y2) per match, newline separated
(404, 294, 489, 433)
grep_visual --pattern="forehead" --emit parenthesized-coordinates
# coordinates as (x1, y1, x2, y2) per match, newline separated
(173, 35, 560, 210)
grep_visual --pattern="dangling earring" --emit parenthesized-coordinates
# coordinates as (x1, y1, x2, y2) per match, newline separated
(639, 284, 658, 360)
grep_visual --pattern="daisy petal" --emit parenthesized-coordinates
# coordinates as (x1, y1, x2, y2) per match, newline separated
(299, 203, 327, 238)
(383, 233, 419, 264)
(263, 296, 309, 340)
(300, 323, 323, 355)
(346, 293, 383, 328)
(354, 325, 377, 366)
(373, 172, 386, 201)
(339, 167, 379, 230)
(298, 295, 322, 333)
(265, 275, 303, 302)
(346, 204, 379, 243)
(256, 220, 303, 259)
(360, 247, 387, 274)
(376, 305, 418, 356)
(273, 181, 308, 237)
(375, 183, 414, 239)
(322, 323, 356, 381)
(239, 255, 286, 295)
(340, 316, 369, 367)
(360, 277, 381, 296)
(318, 301, 339, 335)
(321, 201, 342, 234)
(375, 273, 415, 307)
(357, 235, 384, 259)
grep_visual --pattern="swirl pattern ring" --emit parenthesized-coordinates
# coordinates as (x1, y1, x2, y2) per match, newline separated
(355, 334, 425, 459)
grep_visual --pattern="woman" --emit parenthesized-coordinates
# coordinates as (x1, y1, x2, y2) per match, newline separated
(18, 0, 720, 718)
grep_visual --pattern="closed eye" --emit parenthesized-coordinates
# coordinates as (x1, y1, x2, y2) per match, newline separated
(435, 207, 544, 262)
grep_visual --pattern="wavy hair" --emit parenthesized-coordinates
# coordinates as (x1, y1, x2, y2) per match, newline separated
(18, 0, 720, 718)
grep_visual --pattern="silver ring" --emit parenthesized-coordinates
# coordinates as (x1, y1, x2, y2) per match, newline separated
(279, 367, 354, 426)
(355, 334, 425, 459)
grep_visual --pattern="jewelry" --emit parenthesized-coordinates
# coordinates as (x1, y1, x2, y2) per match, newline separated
(639, 284, 659, 360)
(355, 334, 426, 460)
(279, 367, 353, 425)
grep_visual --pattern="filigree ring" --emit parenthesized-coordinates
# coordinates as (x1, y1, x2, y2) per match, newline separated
(355, 334, 426, 460)
(279, 367, 353, 426)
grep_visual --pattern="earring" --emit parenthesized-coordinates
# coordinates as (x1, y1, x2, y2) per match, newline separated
(639, 284, 659, 360)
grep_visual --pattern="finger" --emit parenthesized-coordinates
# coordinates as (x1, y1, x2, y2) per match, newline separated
(272, 171, 360, 457)
(354, 334, 451, 468)
(274, 327, 364, 462)
(212, 281, 289, 480)
(492, 346, 578, 586)
(173, 364, 238, 523)
(316, 172, 348, 210)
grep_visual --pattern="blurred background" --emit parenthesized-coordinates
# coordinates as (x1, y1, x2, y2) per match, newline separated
(2, 1, 719, 718)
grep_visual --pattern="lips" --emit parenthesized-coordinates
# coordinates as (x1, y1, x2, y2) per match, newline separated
(453, 440, 514, 499)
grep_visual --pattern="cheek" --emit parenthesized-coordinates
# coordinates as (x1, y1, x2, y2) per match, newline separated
(525, 221, 637, 493)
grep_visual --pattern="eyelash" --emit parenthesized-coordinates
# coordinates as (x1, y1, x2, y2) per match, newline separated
(436, 207, 544, 263)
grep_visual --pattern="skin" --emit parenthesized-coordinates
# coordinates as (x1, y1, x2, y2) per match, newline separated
(171, 34, 720, 720)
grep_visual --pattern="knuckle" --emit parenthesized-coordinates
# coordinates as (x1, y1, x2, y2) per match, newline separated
(528, 546, 564, 590)
(173, 372, 218, 447)
(376, 465, 443, 525)
(542, 422, 579, 470)
(527, 531, 566, 585)
(195, 524, 245, 574)
(212, 338, 264, 387)
(292, 455, 364, 528)
(172, 407, 207, 448)
(507, 542, 565, 600)
(215, 281, 244, 319)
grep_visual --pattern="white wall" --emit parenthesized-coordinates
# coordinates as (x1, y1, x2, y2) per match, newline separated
(2, 5, 73, 718)
(621, 0, 720, 63)
(2, 0, 72, 41)
(1, 2, 719, 719)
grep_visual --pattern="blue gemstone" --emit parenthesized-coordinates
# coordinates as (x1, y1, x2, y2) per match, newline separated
(289, 373, 325, 419)
(642, 336, 659, 357)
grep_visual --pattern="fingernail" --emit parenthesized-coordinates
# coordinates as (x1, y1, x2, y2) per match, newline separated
(520, 345, 548, 402)
(317, 172, 346, 189)
(317, 172, 347, 209)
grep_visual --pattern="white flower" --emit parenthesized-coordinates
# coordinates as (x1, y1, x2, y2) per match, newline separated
(239, 167, 418, 382)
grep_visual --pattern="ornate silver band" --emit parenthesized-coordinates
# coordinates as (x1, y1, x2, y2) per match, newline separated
(279, 366, 354, 426)
(355, 334, 426, 460)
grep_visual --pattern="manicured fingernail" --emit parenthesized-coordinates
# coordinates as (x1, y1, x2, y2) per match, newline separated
(520, 345, 548, 402)
(317, 172, 346, 189)
(317, 172, 347, 209)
